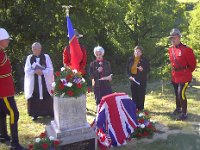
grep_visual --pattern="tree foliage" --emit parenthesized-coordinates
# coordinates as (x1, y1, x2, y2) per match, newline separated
(0, 0, 195, 91)
(188, 1, 200, 59)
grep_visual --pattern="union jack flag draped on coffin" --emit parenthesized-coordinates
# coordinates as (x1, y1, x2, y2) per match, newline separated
(96, 92, 138, 147)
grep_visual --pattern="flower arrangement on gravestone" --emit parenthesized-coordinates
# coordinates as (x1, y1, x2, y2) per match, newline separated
(29, 132, 60, 150)
(131, 109, 156, 138)
(51, 67, 87, 98)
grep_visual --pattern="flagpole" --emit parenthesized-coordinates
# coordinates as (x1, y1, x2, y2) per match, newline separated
(62, 5, 72, 16)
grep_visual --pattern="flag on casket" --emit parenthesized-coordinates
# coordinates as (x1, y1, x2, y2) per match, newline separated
(95, 92, 138, 148)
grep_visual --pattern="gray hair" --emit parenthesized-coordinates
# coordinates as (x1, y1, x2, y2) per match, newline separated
(32, 42, 42, 49)
(93, 46, 105, 56)
(134, 45, 144, 52)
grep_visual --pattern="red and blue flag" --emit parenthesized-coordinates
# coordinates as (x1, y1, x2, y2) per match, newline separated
(66, 16, 83, 71)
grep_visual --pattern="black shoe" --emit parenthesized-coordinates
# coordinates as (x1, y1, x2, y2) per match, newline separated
(10, 143, 28, 150)
(172, 108, 182, 115)
(0, 135, 10, 143)
(176, 113, 187, 121)
(32, 116, 38, 121)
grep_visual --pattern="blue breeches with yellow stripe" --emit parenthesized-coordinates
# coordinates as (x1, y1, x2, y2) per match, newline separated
(0, 96, 19, 144)
(172, 82, 189, 114)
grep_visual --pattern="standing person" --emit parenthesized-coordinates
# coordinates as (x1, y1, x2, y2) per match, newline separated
(89, 46, 113, 106)
(63, 29, 87, 76)
(127, 46, 150, 110)
(168, 28, 196, 120)
(24, 42, 54, 121)
(0, 28, 27, 150)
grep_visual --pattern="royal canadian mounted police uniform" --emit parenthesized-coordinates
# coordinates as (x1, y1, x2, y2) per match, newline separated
(0, 49, 24, 149)
(0, 28, 27, 150)
(168, 43, 196, 119)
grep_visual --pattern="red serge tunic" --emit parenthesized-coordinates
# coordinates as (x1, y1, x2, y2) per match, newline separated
(168, 43, 196, 83)
(63, 45, 87, 75)
(0, 50, 15, 98)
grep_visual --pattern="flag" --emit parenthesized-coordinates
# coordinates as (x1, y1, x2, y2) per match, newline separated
(67, 16, 83, 71)
(96, 92, 138, 147)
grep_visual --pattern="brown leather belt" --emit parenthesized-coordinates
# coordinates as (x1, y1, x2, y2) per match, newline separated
(172, 66, 188, 71)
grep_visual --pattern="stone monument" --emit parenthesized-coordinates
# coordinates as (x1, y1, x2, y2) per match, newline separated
(46, 94, 96, 150)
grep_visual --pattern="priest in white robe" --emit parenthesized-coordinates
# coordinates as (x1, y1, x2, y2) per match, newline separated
(24, 42, 54, 120)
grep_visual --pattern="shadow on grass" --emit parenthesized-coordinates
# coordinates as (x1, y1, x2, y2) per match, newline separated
(32, 116, 53, 125)
(151, 111, 200, 121)
(134, 133, 200, 150)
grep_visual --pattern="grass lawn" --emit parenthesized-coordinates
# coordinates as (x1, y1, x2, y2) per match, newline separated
(0, 65, 199, 150)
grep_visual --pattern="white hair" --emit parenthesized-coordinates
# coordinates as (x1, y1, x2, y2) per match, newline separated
(93, 46, 105, 56)
(32, 42, 42, 49)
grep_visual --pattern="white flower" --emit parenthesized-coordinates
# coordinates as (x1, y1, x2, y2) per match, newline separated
(139, 113, 144, 117)
(82, 78, 85, 83)
(150, 119, 156, 124)
(60, 93, 65, 98)
(72, 69, 78, 74)
(66, 82, 73, 87)
(49, 136, 55, 141)
(52, 82, 56, 88)
(60, 67, 65, 72)
(140, 124, 145, 128)
(35, 138, 41, 143)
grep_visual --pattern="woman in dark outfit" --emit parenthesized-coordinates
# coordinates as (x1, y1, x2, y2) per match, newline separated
(127, 46, 150, 110)
(24, 42, 54, 120)
(89, 46, 113, 106)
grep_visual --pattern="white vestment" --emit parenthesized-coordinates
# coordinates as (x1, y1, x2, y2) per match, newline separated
(24, 54, 54, 100)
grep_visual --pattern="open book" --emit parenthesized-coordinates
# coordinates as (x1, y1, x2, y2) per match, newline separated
(99, 74, 113, 81)
(32, 62, 45, 70)
(132, 77, 140, 85)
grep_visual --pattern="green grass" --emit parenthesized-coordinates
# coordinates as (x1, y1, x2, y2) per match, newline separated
(0, 65, 200, 150)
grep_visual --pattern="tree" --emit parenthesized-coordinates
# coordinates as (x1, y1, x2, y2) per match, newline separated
(188, 1, 200, 60)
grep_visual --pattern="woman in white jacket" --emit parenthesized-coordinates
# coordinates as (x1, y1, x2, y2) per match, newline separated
(24, 42, 54, 120)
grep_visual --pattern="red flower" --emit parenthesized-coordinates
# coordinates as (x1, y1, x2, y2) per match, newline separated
(40, 132, 46, 138)
(55, 71, 60, 77)
(144, 111, 149, 115)
(138, 119, 145, 124)
(59, 83, 65, 90)
(77, 83, 82, 89)
(51, 90, 54, 94)
(87, 87, 91, 93)
(66, 74, 73, 80)
(53, 140, 60, 145)
(29, 144, 34, 149)
(67, 90, 74, 96)
(143, 131, 148, 136)
(42, 143, 49, 149)
(148, 124, 152, 128)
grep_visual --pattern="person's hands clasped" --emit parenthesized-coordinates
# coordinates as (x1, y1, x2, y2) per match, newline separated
(35, 69, 43, 76)
(137, 66, 143, 71)
(97, 66, 103, 72)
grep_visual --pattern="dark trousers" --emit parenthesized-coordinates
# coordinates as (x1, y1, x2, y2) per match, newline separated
(131, 81, 147, 110)
(94, 86, 112, 105)
(0, 96, 19, 145)
(172, 82, 189, 114)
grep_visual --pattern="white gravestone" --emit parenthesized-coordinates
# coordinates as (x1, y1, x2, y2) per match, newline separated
(46, 95, 96, 149)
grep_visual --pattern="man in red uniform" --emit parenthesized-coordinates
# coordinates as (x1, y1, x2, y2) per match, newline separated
(168, 28, 196, 121)
(63, 29, 87, 75)
(0, 28, 27, 150)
